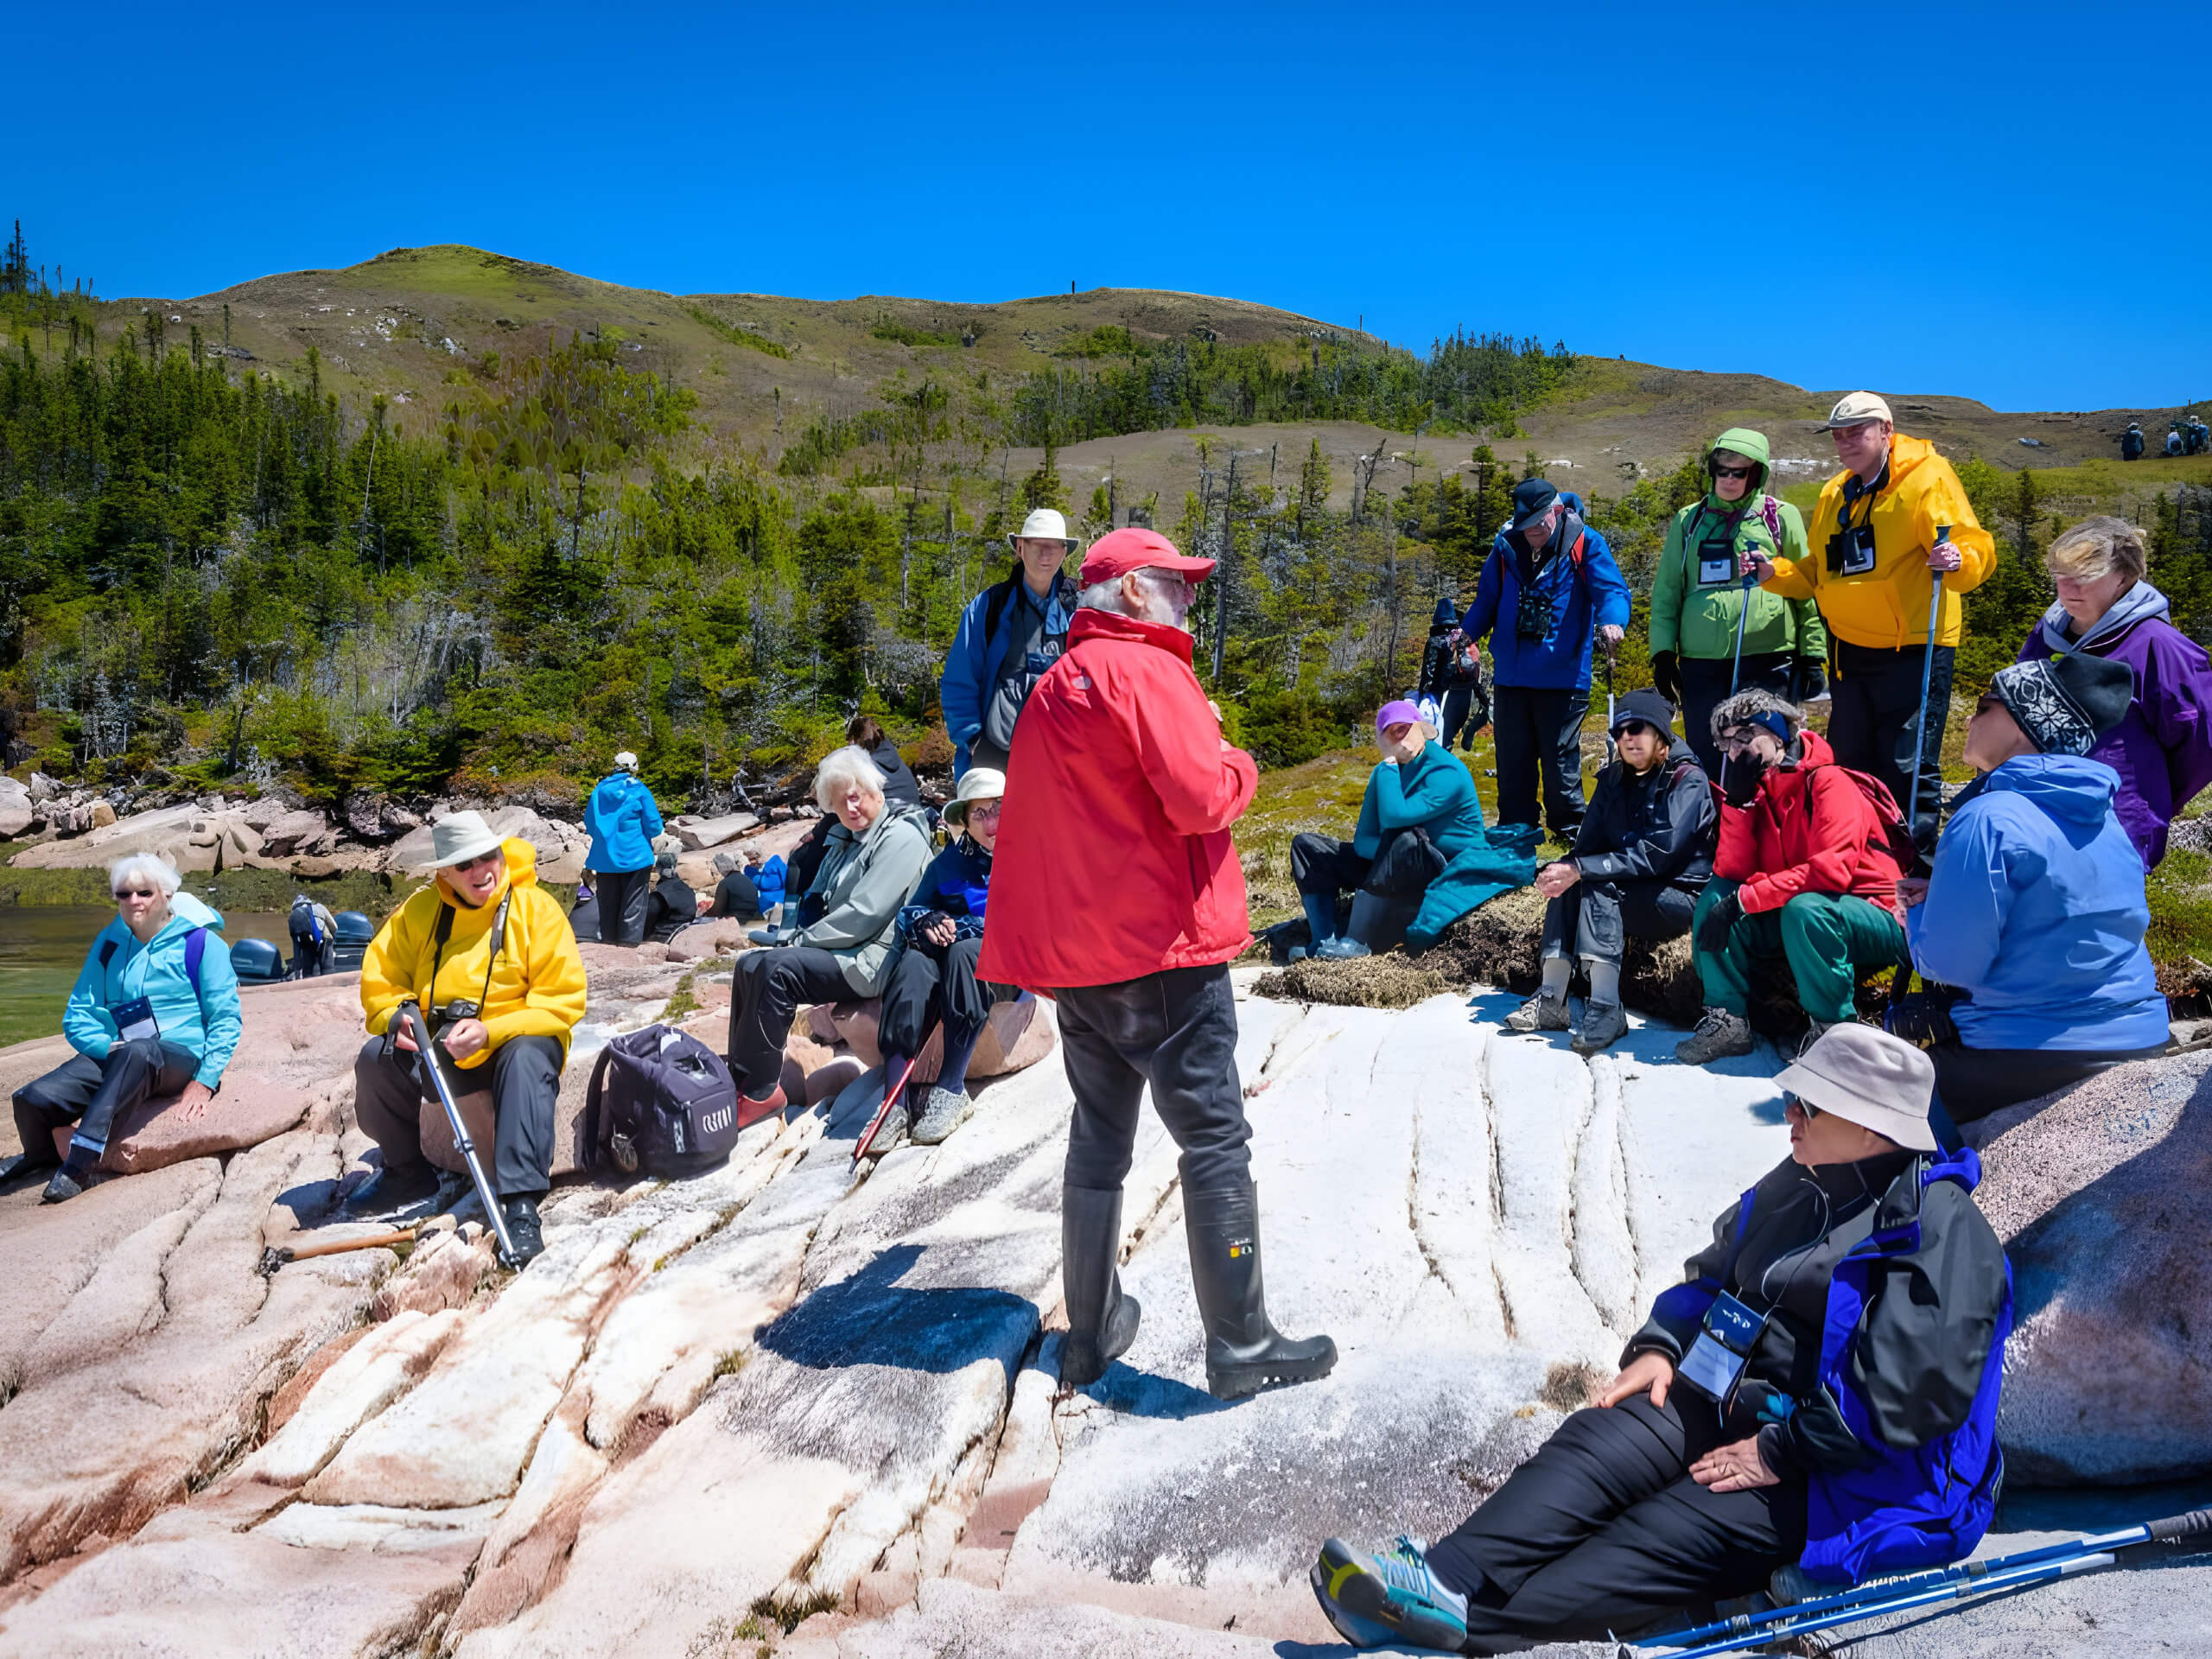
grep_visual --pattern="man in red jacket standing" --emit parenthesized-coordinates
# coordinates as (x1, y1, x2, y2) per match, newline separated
(981, 527, 1337, 1402)
(1676, 688, 1910, 1064)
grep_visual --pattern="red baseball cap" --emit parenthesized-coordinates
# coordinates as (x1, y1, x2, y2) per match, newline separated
(1077, 527, 1217, 585)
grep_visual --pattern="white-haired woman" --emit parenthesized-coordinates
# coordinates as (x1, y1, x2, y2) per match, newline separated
(4, 854, 243, 1202)
(723, 745, 934, 1118)
(2016, 515, 2212, 868)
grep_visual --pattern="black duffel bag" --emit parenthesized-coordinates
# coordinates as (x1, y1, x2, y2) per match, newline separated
(581, 1024, 743, 1178)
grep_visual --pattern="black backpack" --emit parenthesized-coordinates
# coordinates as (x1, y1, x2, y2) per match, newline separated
(581, 1024, 743, 1178)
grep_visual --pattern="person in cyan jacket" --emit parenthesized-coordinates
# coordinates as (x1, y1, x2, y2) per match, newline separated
(1512, 690, 1714, 1053)
(1291, 701, 1534, 960)
(1897, 651, 2171, 1141)
(1312, 1025, 2010, 1655)
(1458, 478, 1632, 836)
(5, 855, 242, 1203)
(583, 751, 664, 947)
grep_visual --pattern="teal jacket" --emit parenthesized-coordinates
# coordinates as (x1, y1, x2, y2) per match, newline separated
(1354, 741, 1536, 948)
(64, 893, 244, 1090)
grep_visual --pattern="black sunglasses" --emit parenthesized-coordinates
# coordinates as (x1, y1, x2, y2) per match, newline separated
(1614, 719, 1658, 738)
(1712, 462, 1756, 480)
(113, 887, 157, 900)
(1783, 1090, 1821, 1120)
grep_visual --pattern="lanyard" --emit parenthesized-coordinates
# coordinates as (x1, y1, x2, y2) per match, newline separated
(429, 889, 513, 1009)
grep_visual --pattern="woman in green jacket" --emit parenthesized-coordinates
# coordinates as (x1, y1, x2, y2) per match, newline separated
(1649, 429, 1827, 775)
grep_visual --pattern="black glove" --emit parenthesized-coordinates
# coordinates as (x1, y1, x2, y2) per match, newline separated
(1791, 658, 1827, 702)
(1650, 651, 1681, 704)
(1697, 893, 1743, 954)
(1722, 752, 1767, 807)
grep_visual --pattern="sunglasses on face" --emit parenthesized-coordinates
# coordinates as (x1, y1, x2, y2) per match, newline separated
(450, 850, 502, 874)
(1615, 720, 1656, 739)
(1711, 463, 1755, 480)
(1783, 1091, 1822, 1120)
(113, 887, 156, 900)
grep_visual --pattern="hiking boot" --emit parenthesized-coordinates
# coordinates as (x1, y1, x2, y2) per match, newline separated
(1059, 1184, 1141, 1389)
(860, 1104, 910, 1160)
(342, 1160, 443, 1220)
(1308, 1560, 1399, 1649)
(909, 1084, 975, 1146)
(1572, 1000, 1629, 1054)
(1675, 1007, 1754, 1065)
(1315, 1537, 1469, 1653)
(40, 1166, 86, 1205)
(1184, 1179, 1336, 1400)
(499, 1194, 544, 1268)
(1506, 991, 1569, 1033)
(0, 1153, 56, 1189)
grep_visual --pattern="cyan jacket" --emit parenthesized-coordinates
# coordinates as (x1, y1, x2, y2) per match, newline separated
(1907, 754, 2171, 1051)
(1353, 741, 1535, 948)
(65, 892, 243, 1090)
(940, 570, 1077, 774)
(1459, 515, 1632, 690)
(584, 772, 664, 874)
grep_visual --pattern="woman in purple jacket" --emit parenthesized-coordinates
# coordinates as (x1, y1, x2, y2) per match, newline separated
(2017, 516, 2212, 868)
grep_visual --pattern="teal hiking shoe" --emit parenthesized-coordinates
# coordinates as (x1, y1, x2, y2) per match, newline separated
(1308, 1560, 1398, 1649)
(1316, 1535, 1469, 1653)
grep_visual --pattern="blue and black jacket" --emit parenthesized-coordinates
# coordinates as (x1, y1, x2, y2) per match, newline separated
(1459, 510, 1632, 691)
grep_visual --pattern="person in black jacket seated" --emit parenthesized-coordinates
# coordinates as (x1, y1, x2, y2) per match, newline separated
(846, 715, 922, 808)
(642, 837, 702, 943)
(707, 849, 762, 918)
(1313, 1025, 2010, 1655)
(1510, 690, 1715, 1053)
(866, 767, 1020, 1156)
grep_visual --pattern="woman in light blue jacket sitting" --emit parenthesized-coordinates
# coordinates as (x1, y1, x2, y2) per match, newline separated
(4, 854, 243, 1203)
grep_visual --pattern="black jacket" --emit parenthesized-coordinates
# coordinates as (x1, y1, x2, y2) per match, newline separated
(1570, 753, 1717, 890)
(868, 739, 922, 808)
(1419, 632, 1481, 697)
(709, 868, 761, 918)
(645, 874, 700, 943)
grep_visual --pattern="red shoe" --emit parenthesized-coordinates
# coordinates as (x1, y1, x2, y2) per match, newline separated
(734, 1080, 787, 1129)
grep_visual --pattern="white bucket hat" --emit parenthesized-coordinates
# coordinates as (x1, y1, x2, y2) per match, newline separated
(1772, 1023, 1938, 1153)
(431, 810, 505, 868)
(1008, 508, 1076, 550)
(943, 767, 1005, 830)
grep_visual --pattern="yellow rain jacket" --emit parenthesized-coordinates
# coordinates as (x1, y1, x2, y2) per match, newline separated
(361, 838, 588, 1068)
(1764, 434, 1995, 650)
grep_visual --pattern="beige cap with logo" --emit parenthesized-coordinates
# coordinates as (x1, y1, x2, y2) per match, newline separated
(1817, 391, 1894, 430)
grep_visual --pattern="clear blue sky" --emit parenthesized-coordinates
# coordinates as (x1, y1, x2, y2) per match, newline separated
(15, 1, 2207, 412)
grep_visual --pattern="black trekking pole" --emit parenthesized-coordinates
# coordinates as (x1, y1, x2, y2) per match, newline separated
(1625, 1505, 2212, 1659)
(1904, 525, 1952, 854)
(1600, 641, 1618, 769)
(1726, 567, 1755, 696)
(391, 998, 520, 1268)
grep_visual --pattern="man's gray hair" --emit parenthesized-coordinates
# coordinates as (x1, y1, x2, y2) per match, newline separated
(813, 744, 888, 811)
(1709, 687, 1804, 744)
(107, 852, 182, 898)
(1077, 566, 1178, 615)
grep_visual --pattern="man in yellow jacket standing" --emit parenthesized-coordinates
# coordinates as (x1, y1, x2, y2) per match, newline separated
(353, 811, 588, 1264)
(1744, 393, 1995, 859)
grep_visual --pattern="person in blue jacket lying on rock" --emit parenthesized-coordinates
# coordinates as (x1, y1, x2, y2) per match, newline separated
(4, 853, 243, 1204)
(1313, 1025, 2011, 1656)
(1289, 702, 1535, 959)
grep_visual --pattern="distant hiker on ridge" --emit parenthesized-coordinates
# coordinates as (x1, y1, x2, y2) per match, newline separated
(940, 507, 1080, 777)
(583, 751, 664, 947)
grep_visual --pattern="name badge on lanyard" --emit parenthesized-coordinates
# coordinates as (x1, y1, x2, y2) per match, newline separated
(1697, 537, 1738, 587)
(1677, 1289, 1769, 1404)
(111, 995, 161, 1043)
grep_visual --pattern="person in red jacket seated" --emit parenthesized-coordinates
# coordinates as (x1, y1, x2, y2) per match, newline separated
(1676, 689, 1910, 1065)
(979, 527, 1338, 1403)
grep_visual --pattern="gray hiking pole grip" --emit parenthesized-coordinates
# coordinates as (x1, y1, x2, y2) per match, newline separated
(396, 1000, 520, 1269)
(2147, 1507, 2212, 1543)
(1904, 527, 1952, 841)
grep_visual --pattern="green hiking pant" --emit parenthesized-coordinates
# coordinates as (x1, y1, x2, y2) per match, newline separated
(1692, 880, 1908, 1025)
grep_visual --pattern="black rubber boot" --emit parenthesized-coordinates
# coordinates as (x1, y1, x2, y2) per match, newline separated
(1058, 1184, 1141, 1388)
(1185, 1179, 1338, 1399)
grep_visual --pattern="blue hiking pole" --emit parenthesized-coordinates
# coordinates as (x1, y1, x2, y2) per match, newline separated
(1625, 1503, 2211, 1659)
(1904, 525, 1952, 852)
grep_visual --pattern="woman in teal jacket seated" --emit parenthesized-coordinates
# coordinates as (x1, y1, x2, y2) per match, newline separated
(3, 854, 243, 1203)
(1290, 701, 1537, 958)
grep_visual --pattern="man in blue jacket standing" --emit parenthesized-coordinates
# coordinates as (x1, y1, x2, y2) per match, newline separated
(1459, 480, 1632, 838)
(583, 751, 664, 947)
(940, 507, 1080, 776)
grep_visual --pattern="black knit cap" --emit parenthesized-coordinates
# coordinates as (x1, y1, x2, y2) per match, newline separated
(1608, 688, 1679, 743)
(1990, 652, 2134, 754)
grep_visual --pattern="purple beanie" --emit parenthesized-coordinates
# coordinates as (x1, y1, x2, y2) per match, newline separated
(1376, 700, 1423, 735)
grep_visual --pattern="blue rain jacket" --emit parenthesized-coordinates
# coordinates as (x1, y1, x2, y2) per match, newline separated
(1459, 515, 1632, 691)
(583, 772, 664, 874)
(64, 892, 244, 1090)
(940, 572, 1077, 774)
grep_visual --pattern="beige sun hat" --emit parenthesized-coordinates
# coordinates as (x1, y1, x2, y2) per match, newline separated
(1772, 1023, 1938, 1153)
(430, 810, 505, 868)
(943, 767, 1006, 830)
(1008, 507, 1076, 550)
(1817, 391, 1894, 430)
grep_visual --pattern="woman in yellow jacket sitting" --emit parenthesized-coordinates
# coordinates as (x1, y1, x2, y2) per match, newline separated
(353, 812, 587, 1263)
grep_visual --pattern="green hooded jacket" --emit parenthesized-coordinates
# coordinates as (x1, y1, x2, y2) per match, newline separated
(1649, 428, 1827, 661)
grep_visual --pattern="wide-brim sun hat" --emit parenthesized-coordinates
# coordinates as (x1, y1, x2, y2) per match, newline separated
(431, 810, 505, 868)
(1772, 1023, 1938, 1154)
(1008, 507, 1077, 550)
(944, 766, 1006, 830)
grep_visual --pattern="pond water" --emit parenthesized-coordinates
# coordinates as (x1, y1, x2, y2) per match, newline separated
(0, 906, 293, 1050)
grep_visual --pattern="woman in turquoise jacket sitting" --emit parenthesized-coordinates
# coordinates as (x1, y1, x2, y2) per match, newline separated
(4, 853, 243, 1203)
(1290, 701, 1537, 958)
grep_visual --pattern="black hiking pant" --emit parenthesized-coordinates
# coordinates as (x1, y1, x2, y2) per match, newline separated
(1927, 1039, 2171, 1150)
(1424, 1392, 1806, 1653)
(1290, 827, 1446, 903)
(1054, 963, 1251, 1192)
(877, 936, 1018, 1060)
(594, 867, 653, 947)
(13, 1039, 201, 1170)
(1677, 652, 1792, 779)
(1491, 685, 1590, 836)
(1440, 685, 1482, 751)
(726, 945, 853, 1096)
(1541, 879, 1699, 970)
(353, 1033, 562, 1198)
(1828, 640, 1954, 862)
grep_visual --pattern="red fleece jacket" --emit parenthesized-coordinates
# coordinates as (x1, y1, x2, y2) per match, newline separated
(1714, 729, 1904, 917)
